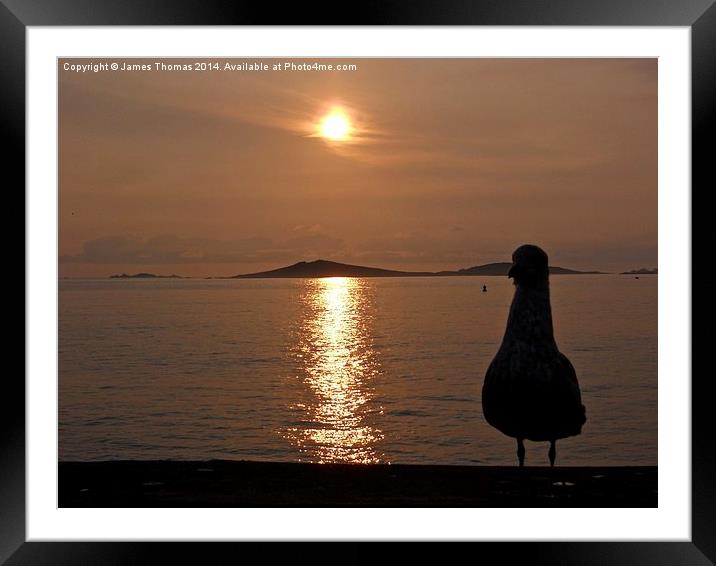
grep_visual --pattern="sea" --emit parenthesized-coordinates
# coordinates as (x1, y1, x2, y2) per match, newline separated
(59, 275, 657, 466)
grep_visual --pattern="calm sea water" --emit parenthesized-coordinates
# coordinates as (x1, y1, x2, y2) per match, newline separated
(59, 275, 657, 466)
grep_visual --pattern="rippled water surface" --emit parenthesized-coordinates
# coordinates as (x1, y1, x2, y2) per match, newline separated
(59, 275, 657, 465)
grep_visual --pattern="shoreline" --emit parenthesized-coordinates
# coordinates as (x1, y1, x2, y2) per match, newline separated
(59, 460, 657, 507)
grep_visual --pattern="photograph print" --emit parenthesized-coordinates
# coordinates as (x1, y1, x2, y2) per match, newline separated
(58, 57, 657, 507)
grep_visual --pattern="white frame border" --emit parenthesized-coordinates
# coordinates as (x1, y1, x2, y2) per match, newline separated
(27, 26, 690, 541)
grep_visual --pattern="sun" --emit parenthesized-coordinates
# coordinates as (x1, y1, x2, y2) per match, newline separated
(318, 109, 352, 141)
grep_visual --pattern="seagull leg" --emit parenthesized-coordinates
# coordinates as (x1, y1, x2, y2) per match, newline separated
(517, 438, 525, 467)
(549, 439, 556, 467)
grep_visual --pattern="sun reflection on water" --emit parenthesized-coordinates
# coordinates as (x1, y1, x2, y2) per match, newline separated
(286, 277, 383, 463)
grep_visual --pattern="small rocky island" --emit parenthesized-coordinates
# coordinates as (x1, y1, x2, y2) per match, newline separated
(620, 268, 657, 275)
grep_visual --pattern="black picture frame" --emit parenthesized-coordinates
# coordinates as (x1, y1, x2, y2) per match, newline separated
(5, 1, 708, 564)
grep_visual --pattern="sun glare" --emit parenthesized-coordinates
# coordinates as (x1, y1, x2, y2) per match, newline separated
(318, 109, 352, 141)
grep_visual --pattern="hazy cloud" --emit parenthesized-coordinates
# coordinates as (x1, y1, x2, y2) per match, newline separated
(59, 58, 657, 276)
(61, 231, 344, 266)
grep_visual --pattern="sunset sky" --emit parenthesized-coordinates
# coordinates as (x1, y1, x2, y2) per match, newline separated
(59, 58, 657, 277)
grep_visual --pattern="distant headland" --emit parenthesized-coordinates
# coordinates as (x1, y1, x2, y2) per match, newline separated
(620, 268, 657, 275)
(232, 259, 605, 279)
(110, 273, 184, 279)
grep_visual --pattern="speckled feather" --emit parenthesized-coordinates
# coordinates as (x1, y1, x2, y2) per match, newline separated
(482, 246, 586, 442)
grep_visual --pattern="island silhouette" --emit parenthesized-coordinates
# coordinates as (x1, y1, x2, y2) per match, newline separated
(110, 273, 184, 279)
(620, 268, 658, 275)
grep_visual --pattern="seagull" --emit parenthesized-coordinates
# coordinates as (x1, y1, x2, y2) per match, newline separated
(482, 244, 586, 467)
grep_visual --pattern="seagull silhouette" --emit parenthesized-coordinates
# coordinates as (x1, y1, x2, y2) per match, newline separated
(482, 244, 586, 467)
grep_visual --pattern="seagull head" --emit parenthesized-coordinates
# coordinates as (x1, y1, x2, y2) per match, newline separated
(508, 244, 549, 286)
